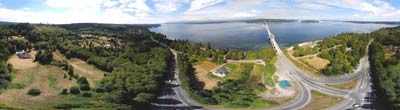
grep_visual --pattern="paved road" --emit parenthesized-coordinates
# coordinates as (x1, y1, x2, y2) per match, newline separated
(151, 20, 373, 110)
(151, 38, 206, 110)
(264, 21, 373, 110)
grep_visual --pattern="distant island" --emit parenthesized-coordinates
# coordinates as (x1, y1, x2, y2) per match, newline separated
(243, 19, 298, 23)
(324, 20, 400, 25)
(300, 20, 319, 23)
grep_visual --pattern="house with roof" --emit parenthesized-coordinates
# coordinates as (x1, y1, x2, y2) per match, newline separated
(211, 66, 231, 77)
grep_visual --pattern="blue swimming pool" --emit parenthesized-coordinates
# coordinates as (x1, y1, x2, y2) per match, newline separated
(279, 80, 292, 88)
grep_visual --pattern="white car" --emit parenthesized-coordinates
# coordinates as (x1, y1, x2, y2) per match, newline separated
(352, 104, 360, 107)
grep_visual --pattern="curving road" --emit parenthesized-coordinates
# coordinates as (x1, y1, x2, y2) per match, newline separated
(152, 20, 372, 110)
(264, 21, 372, 110)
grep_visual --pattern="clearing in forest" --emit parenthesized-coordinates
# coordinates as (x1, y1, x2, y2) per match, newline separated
(0, 63, 76, 109)
(53, 51, 105, 87)
(194, 60, 219, 89)
(301, 56, 330, 70)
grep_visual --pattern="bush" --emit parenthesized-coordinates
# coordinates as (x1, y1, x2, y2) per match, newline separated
(68, 65, 74, 77)
(53, 103, 81, 109)
(34, 50, 53, 64)
(80, 84, 90, 91)
(60, 88, 68, 95)
(77, 77, 89, 84)
(73, 74, 79, 79)
(0, 79, 10, 89)
(95, 87, 106, 93)
(27, 88, 41, 96)
(82, 92, 92, 97)
(70, 86, 80, 94)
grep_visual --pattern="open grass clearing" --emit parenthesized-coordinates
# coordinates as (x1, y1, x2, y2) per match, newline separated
(0, 64, 77, 109)
(285, 51, 323, 77)
(304, 90, 344, 110)
(384, 47, 396, 60)
(226, 63, 254, 82)
(53, 51, 105, 87)
(301, 56, 330, 70)
(326, 80, 358, 90)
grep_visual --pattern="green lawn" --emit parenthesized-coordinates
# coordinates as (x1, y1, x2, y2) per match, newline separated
(48, 74, 61, 90)
(389, 63, 400, 76)
(264, 64, 276, 86)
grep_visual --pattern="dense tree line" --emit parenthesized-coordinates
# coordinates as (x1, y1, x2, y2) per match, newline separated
(151, 34, 247, 64)
(317, 33, 371, 76)
(0, 24, 35, 89)
(0, 41, 12, 89)
(0, 23, 175, 109)
(292, 44, 319, 57)
(368, 26, 400, 109)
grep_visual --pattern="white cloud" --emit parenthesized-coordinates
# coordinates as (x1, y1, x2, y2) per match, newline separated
(0, 0, 162, 24)
(226, 0, 264, 9)
(153, 0, 189, 13)
(103, 0, 119, 7)
(46, 0, 102, 9)
(297, 3, 331, 10)
(22, 8, 31, 10)
(125, 0, 152, 16)
(188, 0, 224, 11)
(294, 0, 400, 21)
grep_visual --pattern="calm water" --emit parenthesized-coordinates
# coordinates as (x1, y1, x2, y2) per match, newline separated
(150, 21, 397, 50)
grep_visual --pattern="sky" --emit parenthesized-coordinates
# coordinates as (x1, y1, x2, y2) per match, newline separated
(0, 0, 400, 24)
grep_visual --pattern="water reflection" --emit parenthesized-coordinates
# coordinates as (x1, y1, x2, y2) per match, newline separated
(150, 21, 397, 50)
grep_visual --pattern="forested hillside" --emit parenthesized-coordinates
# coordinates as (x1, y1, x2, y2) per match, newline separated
(0, 23, 171, 109)
(368, 26, 400, 110)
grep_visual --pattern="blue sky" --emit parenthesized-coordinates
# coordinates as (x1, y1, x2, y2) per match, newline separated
(0, 0, 399, 24)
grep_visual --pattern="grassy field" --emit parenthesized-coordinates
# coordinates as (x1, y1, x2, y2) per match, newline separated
(0, 51, 107, 109)
(301, 56, 330, 70)
(0, 64, 77, 109)
(326, 80, 358, 90)
(284, 51, 323, 77)
(53, 51, 106, 87)
(226, 63, 254, 82)
(304, 90, 343, 110)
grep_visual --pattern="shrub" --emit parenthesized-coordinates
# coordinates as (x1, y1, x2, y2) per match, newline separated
(67, 65, 74, 77)
(61, 88, 68, 95)
(77, 77, 89, 84)
(27, 88, 41, 96)
(70, 86, 80, 94)
(73, 74, 79, 79)
(34, 50, 53, 64)
(95, 87, 106, 93)
(82, 92, 92, 97)
(53, 103, 81, 109)
(80, 84, 90, 91)
(0, 79, 10, 89)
